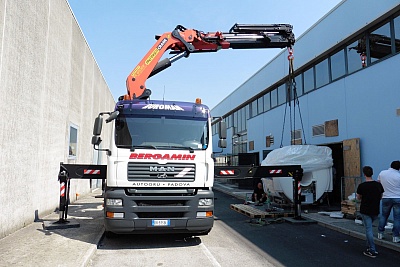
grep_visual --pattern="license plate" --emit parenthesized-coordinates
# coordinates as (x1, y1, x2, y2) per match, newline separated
(151, 219, 170, 226)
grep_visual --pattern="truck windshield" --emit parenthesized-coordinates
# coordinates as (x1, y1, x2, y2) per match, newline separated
(115, 115, 209, 150)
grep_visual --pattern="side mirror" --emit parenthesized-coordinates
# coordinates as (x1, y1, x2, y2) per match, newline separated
(91, 113, 111, 155)
(218, 121, 227, 139)
(218, 139, 227, 148)
(93, 115, 103, 136)
(91, 136, 102, 146)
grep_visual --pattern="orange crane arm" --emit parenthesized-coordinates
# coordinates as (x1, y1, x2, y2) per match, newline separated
(124, 24, 295, 100)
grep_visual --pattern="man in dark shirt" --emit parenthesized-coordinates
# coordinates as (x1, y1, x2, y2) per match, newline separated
(357, 166, 384, 258)
(252, 182, 267, 205)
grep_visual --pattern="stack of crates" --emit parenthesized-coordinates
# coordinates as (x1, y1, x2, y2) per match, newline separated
(341, 200, 358, 217)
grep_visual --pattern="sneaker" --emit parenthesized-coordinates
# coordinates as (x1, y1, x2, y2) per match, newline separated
(367, 248, 378, 255)
(393, 236, 400, 243)
(363, 250, 378, 258)
(377, 233, 384, 240)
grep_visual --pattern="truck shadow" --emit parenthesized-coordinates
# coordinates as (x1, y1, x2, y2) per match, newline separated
(37, 197, 203, 249)
(98, 234, 201, 250)
(37, 200, 105, 245)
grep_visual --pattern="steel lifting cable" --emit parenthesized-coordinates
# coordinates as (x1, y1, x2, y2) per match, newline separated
(293, 76, 307, 145)
(289, 48, 307, 145)
(280, 48, 293, 147)
(280, 99, 288, 148)
(280, 47, 307, 147)
(288, 48, 295, 145)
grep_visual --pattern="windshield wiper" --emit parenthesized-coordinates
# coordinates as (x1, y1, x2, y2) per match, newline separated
(130, 145, 158, 151)
(165, 145, 195, 153)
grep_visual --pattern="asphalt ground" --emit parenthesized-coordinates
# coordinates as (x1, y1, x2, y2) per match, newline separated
(212, 190, 400, 266)
(214, 181, 400, 253)
(93, 190, 400, 267)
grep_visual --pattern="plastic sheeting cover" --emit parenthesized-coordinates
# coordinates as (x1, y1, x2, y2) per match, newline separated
(261, 145, 333, 173)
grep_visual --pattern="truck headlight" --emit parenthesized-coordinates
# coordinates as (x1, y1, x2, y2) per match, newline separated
(198, 198, 213, 206)
(106, 198, 123, 206)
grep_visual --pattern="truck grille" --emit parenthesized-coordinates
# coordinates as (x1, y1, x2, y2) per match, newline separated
(127, 162, 195, 181)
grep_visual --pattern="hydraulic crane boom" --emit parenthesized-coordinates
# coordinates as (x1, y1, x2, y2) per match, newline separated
(124, 23, 295, 100)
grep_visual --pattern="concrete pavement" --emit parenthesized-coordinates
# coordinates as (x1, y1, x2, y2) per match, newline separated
(0, 184, 399, 267)
(0, 189, 104, 267)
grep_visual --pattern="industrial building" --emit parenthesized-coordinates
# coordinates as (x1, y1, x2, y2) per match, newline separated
(211, 0, 400, 204)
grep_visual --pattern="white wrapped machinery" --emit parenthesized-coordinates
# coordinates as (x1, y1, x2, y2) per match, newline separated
(261, 145, 333, 204)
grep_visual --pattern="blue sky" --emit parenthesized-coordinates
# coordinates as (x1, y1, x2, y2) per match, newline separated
(68, 0, 343, 109)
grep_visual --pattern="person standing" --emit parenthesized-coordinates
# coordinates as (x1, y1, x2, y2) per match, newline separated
(357, 166, 384, 258)
(377, 160, 400, 243)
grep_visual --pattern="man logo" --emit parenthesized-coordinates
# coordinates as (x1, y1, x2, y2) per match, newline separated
(149, 166, 175, 172)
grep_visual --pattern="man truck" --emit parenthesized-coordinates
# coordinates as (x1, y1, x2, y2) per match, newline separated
(58, 24, 295, 236)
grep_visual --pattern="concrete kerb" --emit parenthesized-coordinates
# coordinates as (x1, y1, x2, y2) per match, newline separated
(65, 189, 105, 267)
(41, 192, 105, 267)
(45, 189, 105, 267)
(81, 228, 105, 267)
(305, 214, 400, 253)
(44, 189, 105, 267)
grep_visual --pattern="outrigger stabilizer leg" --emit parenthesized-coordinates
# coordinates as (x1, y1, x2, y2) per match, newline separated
(42, 165, 80, 230)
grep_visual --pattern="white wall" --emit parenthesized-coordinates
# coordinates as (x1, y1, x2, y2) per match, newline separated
(0, 0, 115, 238)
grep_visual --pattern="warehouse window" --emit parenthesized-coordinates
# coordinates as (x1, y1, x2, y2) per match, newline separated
(257, 96, 264, 114)
(239, 107, 244, 132)
(237, 109, 243, 132)
(303, 67, 315, 93)
(347, 36, 364, 73)
(315, 58, 329, 88)
(369, 21, 392, 63)
(264, 92, 271, 111)
(294, 74, 303, 97)
(226, 114, 232, 128)
(277, 84, 286, 105)
(68, 124, 78, 159)
(395, 15, 400, 53)
(232, 112, 237, 133)
(245, 105, 250, 121)
(330, 49, 346, 80)
(242, 107, 247, 131)
(250, 100, 257, 117)
(287, 82, 294, 102)
(271, 88, 278, 107)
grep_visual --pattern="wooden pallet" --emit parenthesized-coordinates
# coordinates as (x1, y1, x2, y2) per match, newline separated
(341, 200, 358, 217)
(230, 204, 294, 218)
